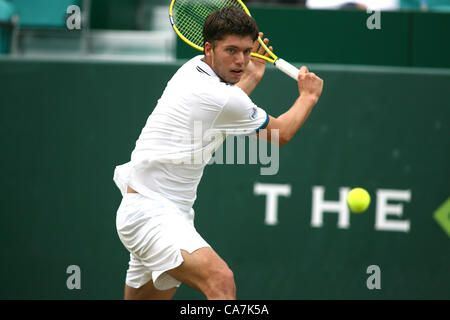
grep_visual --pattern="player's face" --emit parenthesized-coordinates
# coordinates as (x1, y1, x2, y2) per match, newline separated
(205, 34, 254, 84)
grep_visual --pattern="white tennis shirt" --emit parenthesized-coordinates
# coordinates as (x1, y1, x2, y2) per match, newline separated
(114, 55, 269, 212)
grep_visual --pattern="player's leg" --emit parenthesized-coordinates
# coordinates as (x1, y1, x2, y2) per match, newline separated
(124, 280, 177, 300)
(121, 252, 179, 300)
(166, 247, 236, 300)
(117, 191, 234, 299)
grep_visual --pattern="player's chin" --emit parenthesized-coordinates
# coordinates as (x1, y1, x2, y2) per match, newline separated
(227, 72, 243, 84)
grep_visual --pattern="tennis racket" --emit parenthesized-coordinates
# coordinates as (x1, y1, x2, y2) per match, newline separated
(169, 0, 300, 81)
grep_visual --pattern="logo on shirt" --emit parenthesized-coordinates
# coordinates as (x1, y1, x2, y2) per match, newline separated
(250, 107, 258, 120)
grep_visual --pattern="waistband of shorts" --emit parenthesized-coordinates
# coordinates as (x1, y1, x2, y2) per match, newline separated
(126, 185, 193, 214)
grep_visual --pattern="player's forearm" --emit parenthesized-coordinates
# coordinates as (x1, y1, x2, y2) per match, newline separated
(276, 95, 317, 144)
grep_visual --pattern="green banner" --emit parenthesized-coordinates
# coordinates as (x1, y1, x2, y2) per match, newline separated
(0, 58, 448, 299)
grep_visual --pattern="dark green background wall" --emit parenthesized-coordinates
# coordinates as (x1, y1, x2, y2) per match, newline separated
(176, 7, 450, 68)
(88, 2, 450, 68)
(2, 4, 450, 68)
(0, 58, 449, 299)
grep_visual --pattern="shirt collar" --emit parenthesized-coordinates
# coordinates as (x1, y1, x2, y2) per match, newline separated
(197, 56, 217, 78)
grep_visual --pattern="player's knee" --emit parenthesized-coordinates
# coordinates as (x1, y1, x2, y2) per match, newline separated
(220, 268, 235, 292)
(207, 267, 236, 299)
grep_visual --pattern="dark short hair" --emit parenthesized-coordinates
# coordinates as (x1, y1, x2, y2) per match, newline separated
(203, 6, 259, 47)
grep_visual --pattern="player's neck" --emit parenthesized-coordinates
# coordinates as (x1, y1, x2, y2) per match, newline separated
(201, 56, 228, 84)
(201, 56, 212, 69)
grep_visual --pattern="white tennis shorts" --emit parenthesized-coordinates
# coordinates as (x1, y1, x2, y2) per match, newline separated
(116, 192, 210, 291)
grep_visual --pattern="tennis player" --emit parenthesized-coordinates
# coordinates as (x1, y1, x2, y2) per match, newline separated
(114, 6, 323, 300)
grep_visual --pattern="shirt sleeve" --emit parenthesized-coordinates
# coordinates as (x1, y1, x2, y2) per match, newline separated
(212, 85, 269, 136)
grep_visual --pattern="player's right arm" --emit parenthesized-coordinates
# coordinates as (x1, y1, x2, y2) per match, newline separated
(258, 66, 323, 146)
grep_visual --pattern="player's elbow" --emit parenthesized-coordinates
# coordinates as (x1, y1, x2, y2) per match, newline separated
(265, 122, 293, 146)
(274, 129, 293, 146)
(264, 117, 291, 146)
(278, 133, 290, 146)
(260, 129, 290, 146)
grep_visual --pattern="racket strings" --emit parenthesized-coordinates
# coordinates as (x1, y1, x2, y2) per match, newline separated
(173, 0, 244, 47)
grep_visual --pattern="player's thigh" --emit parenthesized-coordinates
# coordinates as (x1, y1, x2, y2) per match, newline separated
(124, 280, 177, 300)
(166, 247, 233, 290)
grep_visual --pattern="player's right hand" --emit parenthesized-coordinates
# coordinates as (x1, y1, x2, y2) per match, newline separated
(297, 66, 323, 103)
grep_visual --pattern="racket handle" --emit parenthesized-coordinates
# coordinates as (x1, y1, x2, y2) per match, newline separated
(274, 58, 299, 81)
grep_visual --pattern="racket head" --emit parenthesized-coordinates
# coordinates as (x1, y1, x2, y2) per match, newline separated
(169, 0, 277, 63)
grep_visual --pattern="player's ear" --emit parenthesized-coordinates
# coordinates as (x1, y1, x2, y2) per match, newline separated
(204, 41, 213, 56)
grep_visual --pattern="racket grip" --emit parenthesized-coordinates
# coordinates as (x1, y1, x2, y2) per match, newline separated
(274, 58, 299, 81)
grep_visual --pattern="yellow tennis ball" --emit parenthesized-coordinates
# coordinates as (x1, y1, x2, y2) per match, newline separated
(347, 188, 371, 213)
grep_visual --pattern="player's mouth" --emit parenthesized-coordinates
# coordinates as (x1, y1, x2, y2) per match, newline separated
(230, 69, 243, 77)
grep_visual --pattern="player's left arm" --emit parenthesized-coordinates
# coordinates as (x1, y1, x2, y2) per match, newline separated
(237, 33, 272, 96)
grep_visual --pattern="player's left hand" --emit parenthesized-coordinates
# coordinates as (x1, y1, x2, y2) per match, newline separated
(245, 32, 272, 83)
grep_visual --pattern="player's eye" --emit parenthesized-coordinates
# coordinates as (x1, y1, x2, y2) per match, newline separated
(244, 49, 251, 55)
(226, 48, 235, 54)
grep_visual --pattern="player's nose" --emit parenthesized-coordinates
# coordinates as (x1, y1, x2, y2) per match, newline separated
(235, 51, 245, 65)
